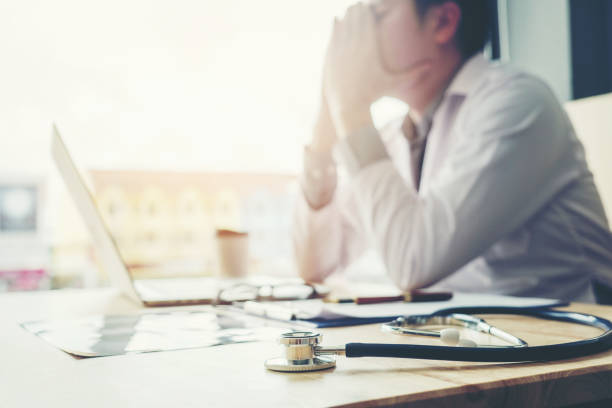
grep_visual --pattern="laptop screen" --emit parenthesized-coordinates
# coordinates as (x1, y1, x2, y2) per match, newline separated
(51, 125, 142, 303)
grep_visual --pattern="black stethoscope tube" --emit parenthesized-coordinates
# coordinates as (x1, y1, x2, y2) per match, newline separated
(346, 307, 612, 362)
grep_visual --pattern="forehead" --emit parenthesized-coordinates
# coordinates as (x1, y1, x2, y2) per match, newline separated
(369, 0, 417, 13)
(369, 0, 408, 6)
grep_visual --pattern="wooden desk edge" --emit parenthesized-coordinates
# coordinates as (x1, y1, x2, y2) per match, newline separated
(338, 367, 612, 407)
(333, 302, 612, 408)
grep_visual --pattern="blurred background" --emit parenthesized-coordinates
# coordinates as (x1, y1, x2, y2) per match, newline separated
(1, 0, 611, 292)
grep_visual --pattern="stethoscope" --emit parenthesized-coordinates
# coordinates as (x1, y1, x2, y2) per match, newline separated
(265, 307, 612, 372)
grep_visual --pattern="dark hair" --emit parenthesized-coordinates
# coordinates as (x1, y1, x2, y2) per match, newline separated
(414, 0, 492, 58)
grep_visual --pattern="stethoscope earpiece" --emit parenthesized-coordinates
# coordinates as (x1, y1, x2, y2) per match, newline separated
(438, 328, 478, 347)
(440, 328, 460, 345)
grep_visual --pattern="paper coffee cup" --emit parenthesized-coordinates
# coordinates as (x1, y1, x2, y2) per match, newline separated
(215, 229, 249, 278)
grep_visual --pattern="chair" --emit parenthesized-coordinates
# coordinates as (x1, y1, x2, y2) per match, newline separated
(566, 93, 612, 304)
(565, 93, 612, 222)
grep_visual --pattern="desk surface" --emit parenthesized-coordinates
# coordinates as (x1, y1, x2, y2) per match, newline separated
(2, 288, 612, 408)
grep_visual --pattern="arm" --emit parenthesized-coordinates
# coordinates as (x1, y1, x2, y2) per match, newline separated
(337, 77, 579, 290)
(292, 101, 368, 283)
(293, 2, 431, 283)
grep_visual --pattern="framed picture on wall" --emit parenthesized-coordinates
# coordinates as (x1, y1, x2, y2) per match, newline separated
(0, 175, 45, 241)
(0, 185, 38, 233)
(0, 176, 49, 291)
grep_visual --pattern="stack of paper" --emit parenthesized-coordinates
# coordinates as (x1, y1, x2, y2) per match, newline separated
(240, 293, 565, 327)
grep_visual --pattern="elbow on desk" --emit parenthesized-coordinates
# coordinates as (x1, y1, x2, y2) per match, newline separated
(387, 261, 430, 293)
(293, 240, 336, 284)
(382, 245, 449, 292)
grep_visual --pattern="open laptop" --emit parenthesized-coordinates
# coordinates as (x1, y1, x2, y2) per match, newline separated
(51, 124, 297, 306)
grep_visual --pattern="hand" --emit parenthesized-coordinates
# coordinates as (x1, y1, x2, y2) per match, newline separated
(310, 86, 338, 155)
(323, 2, 432, 137)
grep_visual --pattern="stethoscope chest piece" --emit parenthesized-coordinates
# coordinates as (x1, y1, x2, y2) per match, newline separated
(265, 331, 337, 372)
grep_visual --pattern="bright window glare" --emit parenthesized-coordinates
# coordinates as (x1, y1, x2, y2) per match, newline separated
(0, 0, 389, 174)
(0, 0, 408, 287)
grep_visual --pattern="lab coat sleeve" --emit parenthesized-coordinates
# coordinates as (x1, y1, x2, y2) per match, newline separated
(339, 76, 580, 290)
(292, 150, 369, 283)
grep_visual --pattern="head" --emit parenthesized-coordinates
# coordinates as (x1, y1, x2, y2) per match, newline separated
(371, 0, 491, 72)
(370, 0, 491, 109)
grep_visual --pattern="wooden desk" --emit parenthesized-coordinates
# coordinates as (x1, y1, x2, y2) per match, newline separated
(2, 288, 612, 407)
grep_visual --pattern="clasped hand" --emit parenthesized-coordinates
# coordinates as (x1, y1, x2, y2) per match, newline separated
(322, 2, 431, 138)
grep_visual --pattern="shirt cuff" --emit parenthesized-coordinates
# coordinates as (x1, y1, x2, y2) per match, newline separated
(333, 124, 389, 176)
(300, 146, 337, 210)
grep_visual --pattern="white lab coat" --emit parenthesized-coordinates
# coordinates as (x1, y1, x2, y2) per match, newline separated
(293, 55, 612, 302)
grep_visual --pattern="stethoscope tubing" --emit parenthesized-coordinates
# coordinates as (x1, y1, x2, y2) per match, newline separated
(346, 307, 612, 362)
(432, 306, 612, 331)
(346, 333, 612, 361)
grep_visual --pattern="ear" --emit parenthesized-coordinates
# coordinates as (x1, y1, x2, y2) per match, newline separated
(430, 2, 461, 46)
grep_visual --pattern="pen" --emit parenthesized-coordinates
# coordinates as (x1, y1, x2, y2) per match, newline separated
(324, 290, 453, 305)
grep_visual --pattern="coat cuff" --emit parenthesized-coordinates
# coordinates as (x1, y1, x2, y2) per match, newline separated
(300, 145, 337, 210)
(333, 124, 389, 176)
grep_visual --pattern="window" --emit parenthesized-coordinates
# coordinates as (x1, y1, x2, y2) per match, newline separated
(2, 1, 410, 289)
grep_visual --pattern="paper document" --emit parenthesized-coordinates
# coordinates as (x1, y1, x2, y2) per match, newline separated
(246, 293, 564, 322)
(21, 309, 286, 357)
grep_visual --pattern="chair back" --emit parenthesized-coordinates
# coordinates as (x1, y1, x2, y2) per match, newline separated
(565, 93, 612, 222)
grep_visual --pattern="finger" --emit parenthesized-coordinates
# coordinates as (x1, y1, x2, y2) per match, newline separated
(362, 2, 376, 37)
(332, 16, 340, 40)
(324, 18, 339, 72)
(331, 17, 342, 49)
(363, 4, 384, 69)
(349, 3, 361, 42)
(360, 3, 373, 41)
(346, 3, 361, 41)
(336, 14, 351, 48)
(351, 3, 363, 39)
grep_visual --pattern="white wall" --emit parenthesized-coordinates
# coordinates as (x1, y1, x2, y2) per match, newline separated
(500, 0, 572, 102)
(0, 0, 355, 278)
(0, 0, 357, 178)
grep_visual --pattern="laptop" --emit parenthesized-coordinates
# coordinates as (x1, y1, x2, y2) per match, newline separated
(51, 124, 300, 306)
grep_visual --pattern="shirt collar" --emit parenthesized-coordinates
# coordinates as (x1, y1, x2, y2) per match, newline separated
(409, 54, 488, 134)
(445, 53, 491, 96)
(384, 54, 491, 144)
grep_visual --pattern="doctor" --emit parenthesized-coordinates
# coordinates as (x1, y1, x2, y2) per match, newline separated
(293, 0, 612, 302)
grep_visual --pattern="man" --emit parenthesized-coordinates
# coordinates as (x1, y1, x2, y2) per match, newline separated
(293, 0, 612, 302)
